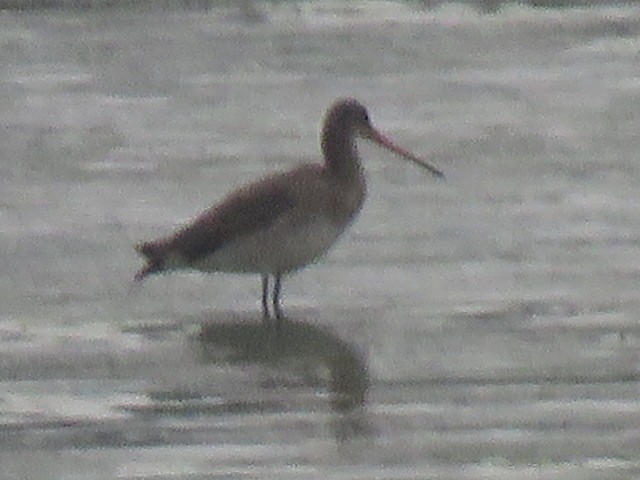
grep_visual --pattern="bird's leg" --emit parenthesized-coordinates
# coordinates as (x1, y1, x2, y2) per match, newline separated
(272, 274, 284, 322)
(261, 274, 270, 321)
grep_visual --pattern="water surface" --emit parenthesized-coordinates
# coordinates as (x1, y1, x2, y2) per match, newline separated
(2, 2, 640, 478)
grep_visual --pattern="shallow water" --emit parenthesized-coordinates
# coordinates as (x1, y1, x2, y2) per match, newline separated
(2, 1, 640, 478)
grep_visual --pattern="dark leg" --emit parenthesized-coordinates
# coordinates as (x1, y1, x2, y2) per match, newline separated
(261, 274, 270, 321)
(272, 274, 284, 321)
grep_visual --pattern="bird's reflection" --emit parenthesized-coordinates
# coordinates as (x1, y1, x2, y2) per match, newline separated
(196, 315, 371, 440)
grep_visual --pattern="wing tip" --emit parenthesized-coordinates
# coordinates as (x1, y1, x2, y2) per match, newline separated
(134, 241, 165, 282)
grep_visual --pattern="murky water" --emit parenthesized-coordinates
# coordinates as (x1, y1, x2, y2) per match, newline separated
(2, 2, 640, 478)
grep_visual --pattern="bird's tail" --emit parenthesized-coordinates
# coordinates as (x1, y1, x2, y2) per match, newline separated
(134, 241, 166, 282)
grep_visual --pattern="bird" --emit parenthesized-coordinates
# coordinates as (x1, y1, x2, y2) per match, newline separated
(134, 98, 443, 321)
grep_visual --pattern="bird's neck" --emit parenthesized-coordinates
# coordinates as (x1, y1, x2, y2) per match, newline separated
(321, 123, 363, 180)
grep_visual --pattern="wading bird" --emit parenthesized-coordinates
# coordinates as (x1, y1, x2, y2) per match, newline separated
(134, 98, 443, 320)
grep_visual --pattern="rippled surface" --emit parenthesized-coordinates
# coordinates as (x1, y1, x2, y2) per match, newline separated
(2, 2, 640, 478)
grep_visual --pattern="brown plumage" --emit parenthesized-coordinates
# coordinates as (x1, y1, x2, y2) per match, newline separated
(135, 98, 443, 320)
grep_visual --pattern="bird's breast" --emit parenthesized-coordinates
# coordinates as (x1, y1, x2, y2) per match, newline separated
(326, 175, 367, 225)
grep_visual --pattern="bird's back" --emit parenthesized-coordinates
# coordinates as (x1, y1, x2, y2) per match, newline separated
(134, 163, 365, 280)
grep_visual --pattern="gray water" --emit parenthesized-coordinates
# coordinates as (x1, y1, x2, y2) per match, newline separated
(2, 2, 640, 478)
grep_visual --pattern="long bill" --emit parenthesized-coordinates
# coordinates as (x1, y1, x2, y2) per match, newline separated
(367, 128, 444, 179)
